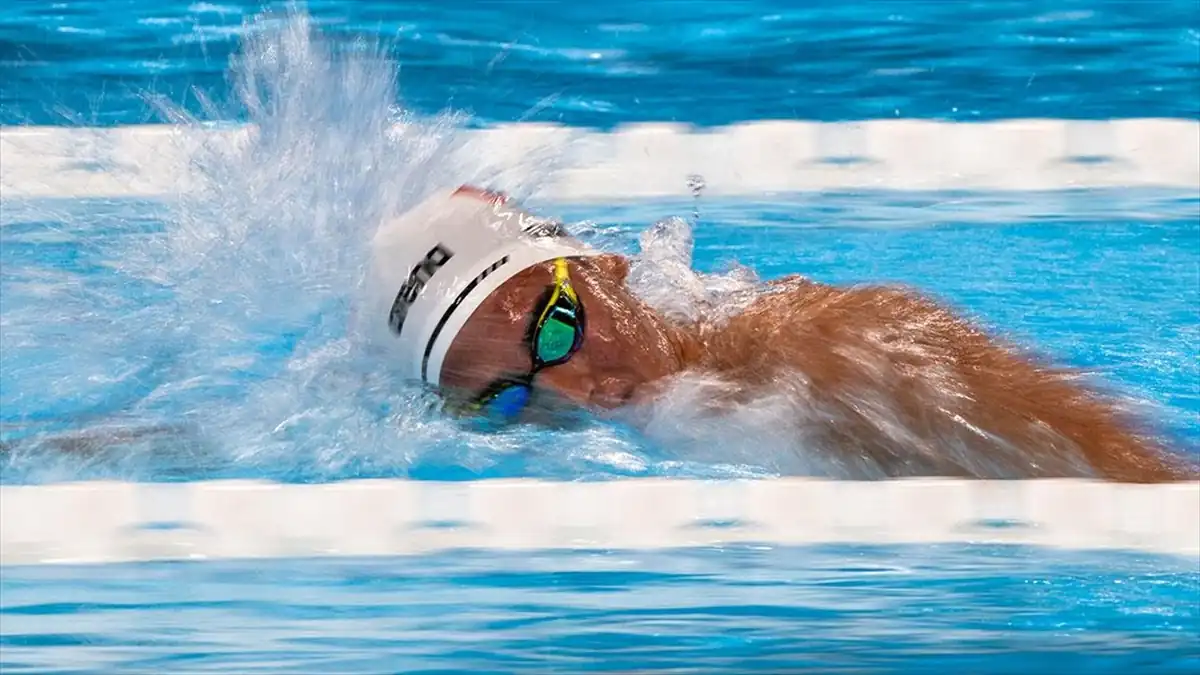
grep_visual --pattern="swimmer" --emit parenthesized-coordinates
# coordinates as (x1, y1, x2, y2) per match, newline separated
(365, 185, 1197, 483)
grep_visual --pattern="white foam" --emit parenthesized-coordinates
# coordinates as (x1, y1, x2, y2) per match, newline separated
(2, 119, 1197, 200)
(1, 478, 1196, 565)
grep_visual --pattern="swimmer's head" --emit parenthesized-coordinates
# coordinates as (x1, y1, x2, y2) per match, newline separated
(439, 250, 691, 414)
(364, 186, 689, 415)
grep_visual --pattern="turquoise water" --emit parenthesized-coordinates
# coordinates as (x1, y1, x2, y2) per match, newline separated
(1, 3, 1199, 673)
(2, 546, 1198, 673)
(2, 190, 1198, 671)
(2, 192, 1198, 483)
(2, 0, 1199, 126)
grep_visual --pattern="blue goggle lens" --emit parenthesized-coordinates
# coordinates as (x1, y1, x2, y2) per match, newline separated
(481, 383, 532, 419)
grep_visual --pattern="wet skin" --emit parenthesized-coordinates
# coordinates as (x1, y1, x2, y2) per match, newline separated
(11, 235, 1194, 483)
(440, 255, 1197, 483)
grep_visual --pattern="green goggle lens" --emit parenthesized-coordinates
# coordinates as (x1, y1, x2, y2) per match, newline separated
(535, 313, 578, 365)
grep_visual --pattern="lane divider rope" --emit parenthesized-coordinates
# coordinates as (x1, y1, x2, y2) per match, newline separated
(2, 478, 1196, 565)
(2, 119, 1197, 200)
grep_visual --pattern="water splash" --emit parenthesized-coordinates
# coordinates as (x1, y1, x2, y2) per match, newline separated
(6, 10, 1186, 485)
(1, 9, 777, 483)
(124, 9, 665, 481)
(626, 215, 760, 323)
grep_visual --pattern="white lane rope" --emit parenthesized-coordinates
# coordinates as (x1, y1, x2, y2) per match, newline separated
(1, 119, 1197, 200)
(1, 478, 1196, 565)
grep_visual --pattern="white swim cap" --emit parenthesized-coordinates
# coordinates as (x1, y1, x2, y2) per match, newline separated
(364, 186, 600, 386)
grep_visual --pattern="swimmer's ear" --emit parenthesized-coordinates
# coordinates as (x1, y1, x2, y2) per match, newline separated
(585, 254, 630, 284)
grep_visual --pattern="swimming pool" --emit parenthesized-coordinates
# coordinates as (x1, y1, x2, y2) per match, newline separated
(3, 0, 1199, 126)
(2, 545, 1197, 673)
(2, 190, 1198, 483)
(2, 2, 1199, 673)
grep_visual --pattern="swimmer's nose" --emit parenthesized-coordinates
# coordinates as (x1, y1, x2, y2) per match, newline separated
(537, 367, 596, 408)
(538, 366, 635, 410)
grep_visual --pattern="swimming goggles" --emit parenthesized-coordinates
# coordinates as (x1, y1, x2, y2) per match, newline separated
(462, 257, 586, 420)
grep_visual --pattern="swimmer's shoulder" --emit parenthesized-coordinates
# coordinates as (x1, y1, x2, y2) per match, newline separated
(757, 275, 928, 317)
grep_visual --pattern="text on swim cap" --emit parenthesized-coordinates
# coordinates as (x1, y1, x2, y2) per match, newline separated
(388, 244, 454, 335)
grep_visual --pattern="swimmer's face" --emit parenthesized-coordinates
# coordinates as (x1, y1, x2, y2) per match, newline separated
(440, 255, 687, 412)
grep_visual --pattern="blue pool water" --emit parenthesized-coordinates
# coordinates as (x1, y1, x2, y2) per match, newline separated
(3, 189, 1199, 671)
(2, 192, 1199, 484)
(1, 3, 1198, 674)
(2, 546, 1197, 673)
(1, 0, 1199, 126)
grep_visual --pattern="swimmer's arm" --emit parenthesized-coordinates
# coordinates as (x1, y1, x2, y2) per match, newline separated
(726, 280, 1198, 483)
